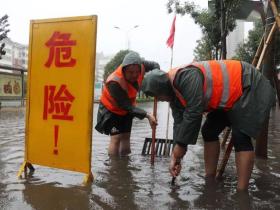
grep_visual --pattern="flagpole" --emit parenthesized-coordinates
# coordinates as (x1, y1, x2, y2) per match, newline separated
(152, 13, 175, 164)
(170, 47, 174, 67)
(164, 14, 176, 156)
(164, 47, 173, 156)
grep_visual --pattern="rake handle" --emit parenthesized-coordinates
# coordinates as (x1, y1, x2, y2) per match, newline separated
(216, 137, 234, 179)
(151, 97, 157, 165)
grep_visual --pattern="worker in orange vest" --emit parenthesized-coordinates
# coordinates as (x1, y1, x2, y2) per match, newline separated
(95, 52, 158, 156)
(141, 60, 275, 191)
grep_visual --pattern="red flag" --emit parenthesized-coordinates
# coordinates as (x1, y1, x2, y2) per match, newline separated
(166, 16, 176, 48)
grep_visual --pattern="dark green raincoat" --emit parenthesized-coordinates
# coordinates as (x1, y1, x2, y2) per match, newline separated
(141, 61, 275, 146)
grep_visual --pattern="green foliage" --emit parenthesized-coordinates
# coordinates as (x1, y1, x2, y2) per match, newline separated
(194, 35, 214, 61)
(234, 20, 264, 63)
(167, 0, 243, 59)
(0, 14, 10, 59)
(103, 50, 133, 81)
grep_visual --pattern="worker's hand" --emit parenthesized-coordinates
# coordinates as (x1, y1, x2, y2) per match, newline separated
(169, 144, 187, 177)
(146, 113, 157, 129)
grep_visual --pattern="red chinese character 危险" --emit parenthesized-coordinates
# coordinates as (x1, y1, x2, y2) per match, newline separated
(45, 31, 77, 68)
(43, 84, 75, 121)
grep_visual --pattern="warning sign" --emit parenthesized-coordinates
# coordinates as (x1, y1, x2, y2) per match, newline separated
(20, 16, 97, 177)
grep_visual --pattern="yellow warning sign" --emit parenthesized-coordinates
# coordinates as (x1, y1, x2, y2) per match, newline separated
(20, 16, 97, 177)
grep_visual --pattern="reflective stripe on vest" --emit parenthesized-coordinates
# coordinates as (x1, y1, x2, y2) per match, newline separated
(168, 60, 243, 111)
(100, 64, 145, 115)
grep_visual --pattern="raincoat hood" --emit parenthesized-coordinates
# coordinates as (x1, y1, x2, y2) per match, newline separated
(122, 52, 142, 68)
(141, 69, 174, 97)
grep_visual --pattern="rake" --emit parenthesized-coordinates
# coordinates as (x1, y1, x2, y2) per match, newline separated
(142, 98, 174, 160)
(141, 137, 174, 156)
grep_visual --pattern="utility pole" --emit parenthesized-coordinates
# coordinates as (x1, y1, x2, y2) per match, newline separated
(220, 0, 227, 59)
(114, 25, 139, 50)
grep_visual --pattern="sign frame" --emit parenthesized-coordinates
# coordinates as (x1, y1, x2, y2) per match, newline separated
(18, 15, 97, 183)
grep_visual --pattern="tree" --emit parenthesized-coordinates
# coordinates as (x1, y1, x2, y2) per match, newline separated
(103, 50, 132, 81)
(193, 35, 214, 61)
(233, 20, 264, 63)
(0, 14, 10, 59)
(166, 0, 243, 59)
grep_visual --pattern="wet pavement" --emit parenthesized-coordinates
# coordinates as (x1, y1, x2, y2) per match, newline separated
(0, 102, 280, 210)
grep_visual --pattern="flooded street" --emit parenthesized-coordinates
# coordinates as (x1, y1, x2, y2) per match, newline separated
(0, 102, 280, 209)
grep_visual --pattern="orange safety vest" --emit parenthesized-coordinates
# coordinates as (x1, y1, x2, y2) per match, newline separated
(168, 60, 243, 111)
(100, 64, 145, 115)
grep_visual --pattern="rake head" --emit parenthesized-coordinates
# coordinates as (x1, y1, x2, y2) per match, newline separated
(142, 138, 174, 156)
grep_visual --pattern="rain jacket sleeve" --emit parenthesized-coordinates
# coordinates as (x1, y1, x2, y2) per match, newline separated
(107, 82, 147, 119)
(170, 68, 204, 147)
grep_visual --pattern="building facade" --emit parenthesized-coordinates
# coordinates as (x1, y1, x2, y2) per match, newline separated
(226, 20, 245, 59)
(94, 52, 112, 101)
(95, 52, 112, 83)
(0, 38, 28, 70)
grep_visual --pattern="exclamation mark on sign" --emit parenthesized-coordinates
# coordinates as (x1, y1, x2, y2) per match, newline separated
(53, 125, 59, 155)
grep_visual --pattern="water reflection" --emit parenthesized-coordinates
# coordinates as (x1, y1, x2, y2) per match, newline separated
(233, 191, 252, 210)
(0, 104, 280, 209)
(168, 184, 190, 209)
(23, 181, 92, 210)
(193, 178, 224, 209)
(94, 156, 139, 210)
(0, 158, 9, 209)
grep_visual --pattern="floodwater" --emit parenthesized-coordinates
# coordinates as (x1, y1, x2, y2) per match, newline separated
(0, 102, 280, 210)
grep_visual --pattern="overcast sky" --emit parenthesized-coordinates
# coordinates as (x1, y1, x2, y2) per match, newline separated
(0, 0, 209, 70)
